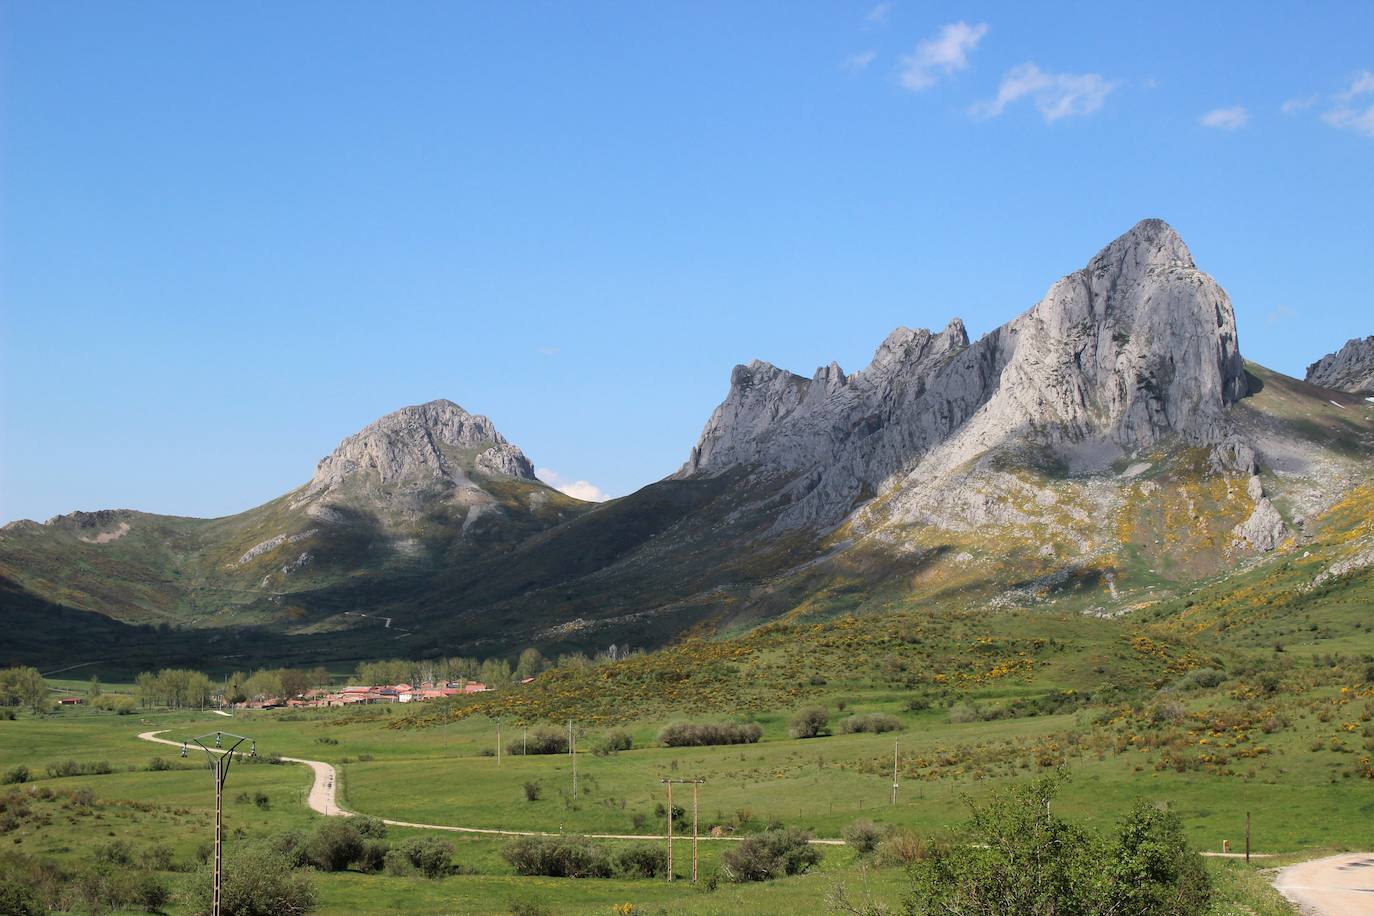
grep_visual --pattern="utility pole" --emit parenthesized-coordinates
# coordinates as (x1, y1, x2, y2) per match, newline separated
(1245, 812, 1251, 864)
(497, 718, 502, 768)
(661, 777, 704, 882)
(181, 731, 255, 916)
(571, 724, 577, 800)
(892, 737, 899, 806)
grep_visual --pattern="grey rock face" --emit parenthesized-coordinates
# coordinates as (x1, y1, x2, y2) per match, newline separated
(475, 443, 537, 479)
(1306, 337, 1374, 395)
(307, 399, 537, 497)
(680, 219, 1250, 529)
(1232, 497, 1288, 552)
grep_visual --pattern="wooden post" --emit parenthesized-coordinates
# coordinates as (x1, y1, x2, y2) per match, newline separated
(892, 737, 899, 806)
(666, 779, 674, 881)
(1245, 812, 1251, 864)
(692, 780, 699, 884)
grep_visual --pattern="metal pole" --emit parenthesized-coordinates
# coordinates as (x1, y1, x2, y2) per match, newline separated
(1246, 812, 1251, 864)
(497, 719, 501, 768)
(185, 731, 251, 916)
(213, 756, 223, 916)
(571, 726, 577, 800)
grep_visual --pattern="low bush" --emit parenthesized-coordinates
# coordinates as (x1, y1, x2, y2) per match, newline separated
(356, 839, 388, 873)
(658, 722, 762, 747)
(842, 819, 883, 855)
(506, 728, 569, 755)
(906, 775, 1210, 916)
(789, 707, 830, 739)
(2, 766, 28, 785)
(307, 820, 362, 872)
(522, 781, 542, 802)
(1171, 668, 1226, 691)
(591, 730, 633, 756)
(502, 835, 612, 878)
(353, 816, 387, 839)
(839, 713, 902, 734)
(720, 828, 820, 882)
(613, 843, 667, 878)
(45, 759, 112, 778)
(399, 837, 456, 879)
(191, 842, 317, 915)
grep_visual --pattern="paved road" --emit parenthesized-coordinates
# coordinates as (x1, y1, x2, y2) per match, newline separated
(136, 729, 843, 844)
(1274, 853, 1374, 915)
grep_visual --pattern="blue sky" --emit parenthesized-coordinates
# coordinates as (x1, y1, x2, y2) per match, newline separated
(2, 2, 1372, 522)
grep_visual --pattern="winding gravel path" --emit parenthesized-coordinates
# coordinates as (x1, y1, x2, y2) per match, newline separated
(1274, 852, 1374, 915)
(136, 729, 843, 844)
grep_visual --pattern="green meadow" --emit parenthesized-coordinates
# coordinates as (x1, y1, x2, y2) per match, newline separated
(6, 594, 1372, 914)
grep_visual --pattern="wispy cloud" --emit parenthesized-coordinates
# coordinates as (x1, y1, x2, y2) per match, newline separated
(1321, 70, 1374, 137)
(898, 21, 988, 92)
(841, 50, 878, 72)
(536, 467, 611, 503)
(536, 345, 560, 357)
(864, 3, 894, 27)
(971, 63, 1116, 122)
(1281, 95, 1318, 114)
(1265, 304, 1296, 326)
(1200, 106, 1249, 130)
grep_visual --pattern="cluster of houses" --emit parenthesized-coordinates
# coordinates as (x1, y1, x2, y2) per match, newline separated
(251, 681, 495, 709)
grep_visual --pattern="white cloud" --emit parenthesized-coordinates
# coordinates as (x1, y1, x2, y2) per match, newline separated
(536, 467, 611, 503)
(1321, 70, 1374, 137)
(1200, 106, 1249, 130)
(971, 63, 1116, 122)
(1265, 304, 1296, 326)
(898, 21, 988, 92)
(1281, 95, 1318, 114)
(1337, 70, 1374, 100)
(841, 50, 878, 72)
(864, 3, 894, 26)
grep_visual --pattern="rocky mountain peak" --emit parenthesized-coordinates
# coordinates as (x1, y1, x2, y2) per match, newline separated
(679, 219, 1249, 530)
(306, 399, 537, 498)
(1306, 336, 1374, 395)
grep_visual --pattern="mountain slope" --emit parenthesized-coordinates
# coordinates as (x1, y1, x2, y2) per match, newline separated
(3, 221, 1372, 670)
(0, 401, 588, 637)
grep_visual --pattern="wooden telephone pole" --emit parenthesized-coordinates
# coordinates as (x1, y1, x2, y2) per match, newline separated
(892, 737, 899, 805)
(661, 778, 705, 882)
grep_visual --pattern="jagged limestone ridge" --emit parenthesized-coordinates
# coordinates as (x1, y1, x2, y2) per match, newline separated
(1306, 336, 1374, 395)
(680, 219, 1250, 530)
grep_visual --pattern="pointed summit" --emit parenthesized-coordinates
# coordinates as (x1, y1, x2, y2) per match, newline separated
(307, 399, 537, 497)
(1089, 218, 1194, 274)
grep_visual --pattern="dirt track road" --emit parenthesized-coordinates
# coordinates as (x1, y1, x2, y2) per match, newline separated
(135, 729, 842, 844)
(1274, 853, 1374, 915)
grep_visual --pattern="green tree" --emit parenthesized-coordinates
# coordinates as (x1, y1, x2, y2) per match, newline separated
(87, 676, 101, 703)
(192, 843, 316, 915)
(904, 775, 1211, 916)
(0, 667, 50, 715)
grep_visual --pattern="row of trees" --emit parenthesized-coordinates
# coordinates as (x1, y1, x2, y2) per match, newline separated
(133, 666, 332, 707)
(351, 643, 643, 688)
(0, 667, 49, 715)
(353, 648, 552, 688)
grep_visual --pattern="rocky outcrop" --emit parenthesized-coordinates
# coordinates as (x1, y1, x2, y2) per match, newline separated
(1233, 497, 1288, 552)
(1306, 337, 1374, 395)
(307, 400, 538, 497)
(680, 219, 1250, 529)
(475, 443, 537, 479)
